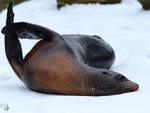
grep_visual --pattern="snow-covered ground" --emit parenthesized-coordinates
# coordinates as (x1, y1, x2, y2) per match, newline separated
(0, 0, 149, 112)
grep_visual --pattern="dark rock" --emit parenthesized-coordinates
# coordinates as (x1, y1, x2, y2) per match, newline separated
(0, 0, 27, 12)
(57, 0, 121, 8)
(138, 0, 150, 10)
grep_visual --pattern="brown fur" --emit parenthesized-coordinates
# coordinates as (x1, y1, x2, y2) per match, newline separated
(22, 40, 90, 95)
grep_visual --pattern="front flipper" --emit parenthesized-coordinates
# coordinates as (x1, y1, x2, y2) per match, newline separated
(2, 22, 60, 40)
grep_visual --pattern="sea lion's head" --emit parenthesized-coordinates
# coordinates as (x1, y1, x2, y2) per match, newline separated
(88, 69, 139, 96)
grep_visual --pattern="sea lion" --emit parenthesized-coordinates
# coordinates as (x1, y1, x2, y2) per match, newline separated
(1, 1, 139, 96)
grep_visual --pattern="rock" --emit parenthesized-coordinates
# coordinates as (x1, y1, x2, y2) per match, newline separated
(0, 0, 27, 12)
(138, 0, 150, 10)
(57, 0, 121, 8)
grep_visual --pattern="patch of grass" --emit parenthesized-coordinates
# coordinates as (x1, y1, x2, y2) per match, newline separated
(0, 0, 28, 12)
(57, 0, 121, 8)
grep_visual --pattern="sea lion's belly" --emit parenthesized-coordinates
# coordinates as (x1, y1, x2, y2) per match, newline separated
(22, 45, 88, 95)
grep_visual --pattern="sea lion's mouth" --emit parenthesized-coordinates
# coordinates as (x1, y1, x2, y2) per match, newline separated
(97, 81, 139, 96)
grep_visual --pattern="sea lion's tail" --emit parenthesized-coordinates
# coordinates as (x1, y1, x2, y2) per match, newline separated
(2, 1, 23, 78)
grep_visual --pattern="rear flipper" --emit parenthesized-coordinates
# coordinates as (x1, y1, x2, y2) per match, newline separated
(3, 1, 23, 78)
(2, 22, 59, 40)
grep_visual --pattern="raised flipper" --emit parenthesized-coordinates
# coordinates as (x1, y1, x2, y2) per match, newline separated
(3, 1, 23, 78)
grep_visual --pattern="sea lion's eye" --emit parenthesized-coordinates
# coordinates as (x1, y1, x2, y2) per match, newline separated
(102, 71, 112, 76)
(115, 75, 125, 81)
(102, 71, 108, 74)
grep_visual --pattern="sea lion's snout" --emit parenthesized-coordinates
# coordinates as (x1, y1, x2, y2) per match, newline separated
(113, 73, 139, 93)
(89, 70, 139, 96)
(113, 74, 139, 92)
(124, 82, 139, 92)
(113, 73, 139, 94)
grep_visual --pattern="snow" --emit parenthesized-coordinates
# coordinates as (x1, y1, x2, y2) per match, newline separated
(0, 0, 150, 112)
